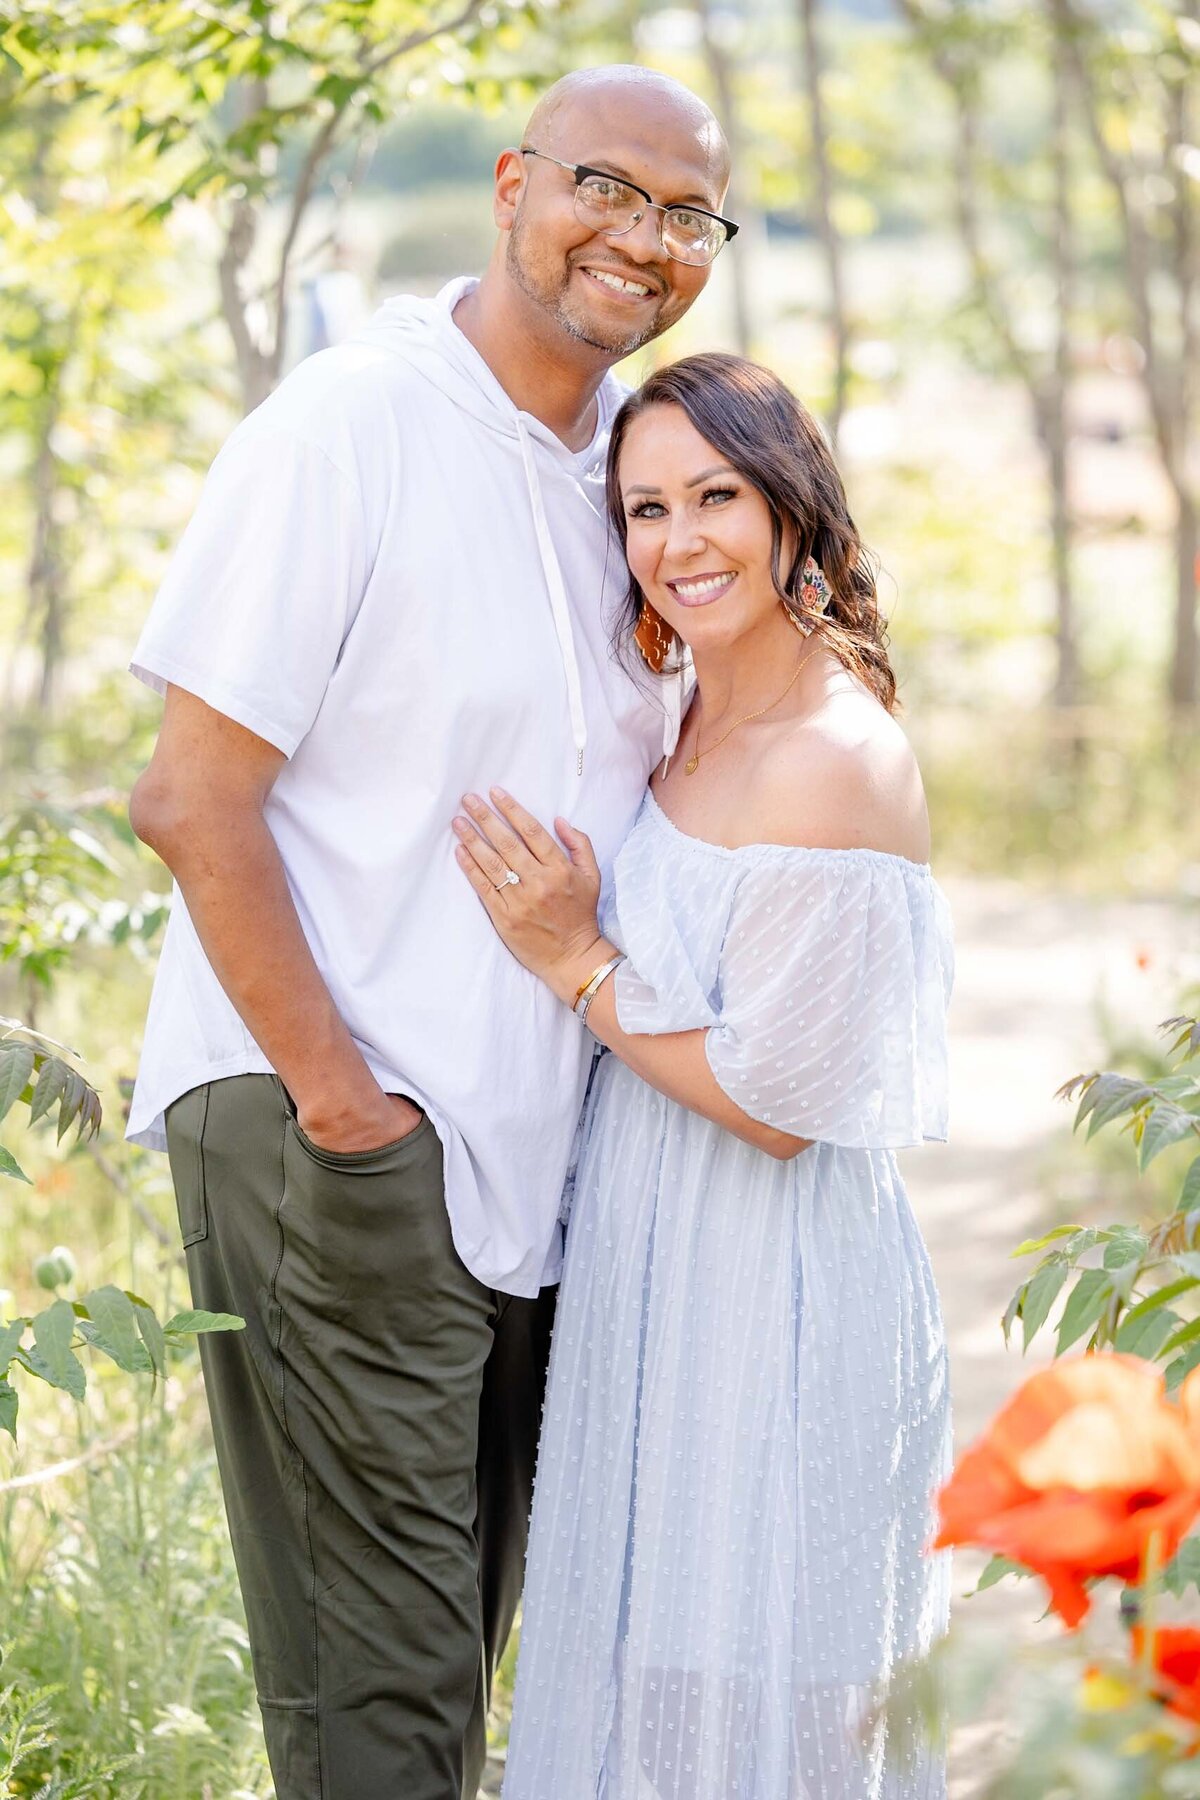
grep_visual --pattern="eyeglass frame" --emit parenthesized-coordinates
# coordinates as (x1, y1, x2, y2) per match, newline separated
(519, 147, 739, 264)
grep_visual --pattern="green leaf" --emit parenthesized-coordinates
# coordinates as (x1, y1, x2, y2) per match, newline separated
(79, 1285, 148, 1374)
(1159, 1315, 1200, 1358)
(0, 1042, 35, 1122)
(1001, 1283, 1024, 1348)
(1163, 1535, 1200, 1599)
(0, 1378, 16, 1441)
(1140, 1103, 1199, 1170)
(1181, 1158, 1200, 1215)
(56, 1069, 86, 1143)
(1078, 1074, 1152, 1137)
(134, 1303, 166, 1380)
(163, 1310, 245, 1337)
(1011, 1225, 1093, 1259)
(1103, 1231, 1148, 1270)
(1022, 1258, 1069, 1351)
(0, 1144, 31, 1183)
(1121, 1275, 1200, 1325)
(1166, 1341, 1200, 1392)
(28, 1298, 86, 1400)
(970, 1554, 1030, 1595)
(0, 1317, 25, 1375)
(28, 1056, 68, 1127)
(1114, 1307, 1182, 1358)
(1056, 1269, 1111, 1355)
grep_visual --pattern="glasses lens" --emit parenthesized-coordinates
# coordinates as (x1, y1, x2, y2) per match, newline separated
(662, 209, 726, 266)
(575, 175, 641, 231)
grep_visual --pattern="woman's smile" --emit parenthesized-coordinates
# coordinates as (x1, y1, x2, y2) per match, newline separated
(665, 570, 737, 605)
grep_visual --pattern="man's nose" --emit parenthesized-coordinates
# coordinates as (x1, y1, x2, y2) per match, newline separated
(605, 208, 669, 267)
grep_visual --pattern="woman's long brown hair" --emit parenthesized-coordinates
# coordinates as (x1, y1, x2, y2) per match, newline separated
(606, 352, 897, 713)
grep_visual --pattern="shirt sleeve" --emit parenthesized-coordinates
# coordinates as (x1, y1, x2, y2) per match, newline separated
(705, 853, 952, 1148)
(130, 429, 369, 756)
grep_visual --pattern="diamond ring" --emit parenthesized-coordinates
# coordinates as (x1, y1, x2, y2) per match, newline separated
(497, 868, 521, 889)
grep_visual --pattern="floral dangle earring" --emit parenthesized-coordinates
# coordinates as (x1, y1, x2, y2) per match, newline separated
(787, 555, 832, 636)
(634, 597, 676, 672)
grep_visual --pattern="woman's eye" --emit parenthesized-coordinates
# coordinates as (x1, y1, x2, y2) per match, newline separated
(628, 501, 666, 519)
(702, 486, 737, 505)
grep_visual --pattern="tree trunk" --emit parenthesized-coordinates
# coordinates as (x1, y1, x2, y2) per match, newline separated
(217, 82, 276, 416)
(1047, 13, 1077, 705)
(797, 0, 849, 446)
(1171, 489, 1198, 710)
(1059, 0, 1197, 707)
(31, 419, 65, 714)
(1167, 3, 1197, 708)
(692, 0, 754, 353)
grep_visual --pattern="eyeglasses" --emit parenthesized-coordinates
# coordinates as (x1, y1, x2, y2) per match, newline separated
(520, 147, 739, 268)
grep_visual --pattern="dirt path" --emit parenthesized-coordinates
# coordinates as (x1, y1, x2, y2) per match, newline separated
(482, 875, 1195, 1798)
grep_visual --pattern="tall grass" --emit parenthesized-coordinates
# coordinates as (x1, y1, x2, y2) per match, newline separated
(0, 1377, 273, 1797)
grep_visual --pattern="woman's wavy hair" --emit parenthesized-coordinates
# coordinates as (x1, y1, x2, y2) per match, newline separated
(605, 352, 896, 713)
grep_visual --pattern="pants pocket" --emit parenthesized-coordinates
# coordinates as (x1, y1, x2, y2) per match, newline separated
(272, 1074, 432, 1174)
(164, 1084, 211, 1247)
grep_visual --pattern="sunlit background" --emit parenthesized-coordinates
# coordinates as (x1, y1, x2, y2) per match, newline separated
(1, 2, 1197, 1793)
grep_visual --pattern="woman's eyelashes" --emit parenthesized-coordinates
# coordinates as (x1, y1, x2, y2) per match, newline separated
(626, 485, 739, 521)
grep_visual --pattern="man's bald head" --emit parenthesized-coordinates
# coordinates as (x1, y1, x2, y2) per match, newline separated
(488, 62, 734, 363)
(523, 66, 731, 193)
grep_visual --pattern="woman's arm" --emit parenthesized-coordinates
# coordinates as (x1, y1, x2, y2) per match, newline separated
(452, 789, 809, 1162)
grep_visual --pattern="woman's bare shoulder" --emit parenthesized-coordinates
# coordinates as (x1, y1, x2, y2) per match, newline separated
(754, 685, 931, 862)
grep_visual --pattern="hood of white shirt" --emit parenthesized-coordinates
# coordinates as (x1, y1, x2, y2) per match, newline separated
(352, 277, 682, 767)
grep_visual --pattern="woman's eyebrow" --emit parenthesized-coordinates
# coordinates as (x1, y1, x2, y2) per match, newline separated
(685, 465, 738, 487)
(624, 466, 738, 498)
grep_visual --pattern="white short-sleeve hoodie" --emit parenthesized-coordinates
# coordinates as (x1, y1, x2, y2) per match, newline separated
(127, 277, 681, 1296)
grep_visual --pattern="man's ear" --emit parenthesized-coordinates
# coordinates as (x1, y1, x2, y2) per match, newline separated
(493, 148, 526, 231)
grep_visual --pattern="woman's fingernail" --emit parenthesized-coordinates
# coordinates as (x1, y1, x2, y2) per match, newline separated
(462, 793, 481, 810)
(491, 786, 510, 801)
(453, 817, 469, 834)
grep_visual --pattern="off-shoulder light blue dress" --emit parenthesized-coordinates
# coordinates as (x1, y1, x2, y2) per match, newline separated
(503, 793, 954, 1800)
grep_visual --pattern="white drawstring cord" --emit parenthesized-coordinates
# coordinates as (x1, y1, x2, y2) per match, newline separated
(515, 416, 589, 776)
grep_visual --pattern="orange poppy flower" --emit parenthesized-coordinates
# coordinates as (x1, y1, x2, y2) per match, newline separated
(1132, 1627, 1200, 1727)
(935, 1356, 1200, 1628)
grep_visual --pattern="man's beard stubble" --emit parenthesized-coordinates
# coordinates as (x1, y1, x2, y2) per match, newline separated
(505, 214, 667, 359)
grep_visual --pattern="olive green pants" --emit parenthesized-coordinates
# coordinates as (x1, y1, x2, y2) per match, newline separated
(165, 1074, 555, 1800)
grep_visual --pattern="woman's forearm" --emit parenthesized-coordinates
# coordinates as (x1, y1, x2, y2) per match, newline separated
(551, 943, 809, 1162)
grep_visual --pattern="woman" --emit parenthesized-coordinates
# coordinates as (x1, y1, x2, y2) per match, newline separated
(452, 354, 952, 1800)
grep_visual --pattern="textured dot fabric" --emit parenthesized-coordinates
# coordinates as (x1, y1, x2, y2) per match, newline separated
(503, 794, 954, 1800)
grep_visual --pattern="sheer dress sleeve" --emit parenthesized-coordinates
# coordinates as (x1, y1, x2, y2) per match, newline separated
(705, 851, 952, 1148)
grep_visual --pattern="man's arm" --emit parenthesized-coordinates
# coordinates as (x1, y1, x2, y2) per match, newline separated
(131, 685, 422, 1152)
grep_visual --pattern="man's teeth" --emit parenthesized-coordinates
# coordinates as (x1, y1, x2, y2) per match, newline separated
(674, 574, 733, 597)
(589, 268, 651, 297)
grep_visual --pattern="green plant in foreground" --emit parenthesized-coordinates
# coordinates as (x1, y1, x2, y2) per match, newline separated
(0, 1272, 243, 1446)
(1, 1404, 275, 1797)
(0, 1020, 242, 1443)
(1004, 1013, 1200, 1382)
(0, 1676, 130, 1795)
(0, 1020, 101, 1186)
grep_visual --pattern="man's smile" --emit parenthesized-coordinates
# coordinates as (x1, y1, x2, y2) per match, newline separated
(576, 263, 658, 302)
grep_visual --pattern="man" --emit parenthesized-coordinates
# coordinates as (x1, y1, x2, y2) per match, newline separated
(127, 64, 734, 1800)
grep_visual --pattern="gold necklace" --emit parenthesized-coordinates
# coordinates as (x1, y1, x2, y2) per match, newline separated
(682, 631, 821, 776)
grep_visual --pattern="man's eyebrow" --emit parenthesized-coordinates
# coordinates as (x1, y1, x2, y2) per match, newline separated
(582, 158, 716, 209)
(623, 467, 740, 497)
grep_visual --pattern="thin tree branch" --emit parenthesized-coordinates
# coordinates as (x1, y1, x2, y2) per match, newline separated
(0, 1423, 138, 1495)
(269, 0, 487, 375)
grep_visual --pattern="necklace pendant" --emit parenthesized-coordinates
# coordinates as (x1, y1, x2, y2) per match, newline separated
(684, 754, 700, 775)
